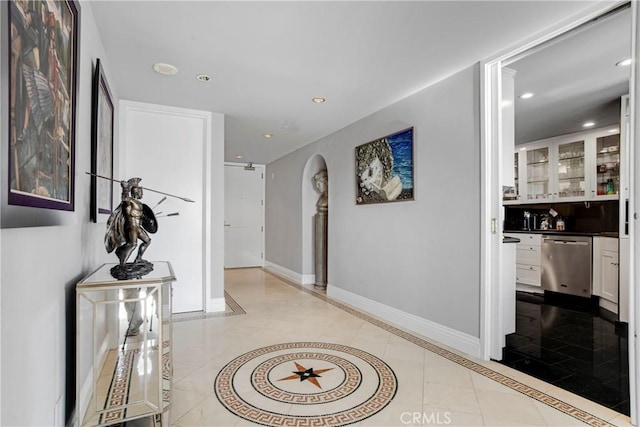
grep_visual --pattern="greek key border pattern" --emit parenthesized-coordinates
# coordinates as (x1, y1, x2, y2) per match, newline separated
(99, 348, 139, 424)
(263, 269, 615, 427)
(174, 291, 246, 323)
(215, 342, 397, 426)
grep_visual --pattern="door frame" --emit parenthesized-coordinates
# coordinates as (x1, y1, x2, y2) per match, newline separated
(479, 0, 638, 421)
(223, 162, 266, 268)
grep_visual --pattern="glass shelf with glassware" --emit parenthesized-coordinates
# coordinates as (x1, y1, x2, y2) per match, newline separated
(506, 128, 622, 205)
(595, 134, 620, 197)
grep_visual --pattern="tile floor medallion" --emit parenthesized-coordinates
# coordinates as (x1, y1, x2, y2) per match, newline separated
(263, 270, 619, 427)
(214, 342, 398, 426)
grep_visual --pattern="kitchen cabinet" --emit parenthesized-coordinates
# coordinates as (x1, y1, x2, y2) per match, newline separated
(508, 233, 542, 289)
(507, 127, 620, 204)
(593, 237, 619, 315)
(594, 134, 621, 198)
(524, 146, 550, 201)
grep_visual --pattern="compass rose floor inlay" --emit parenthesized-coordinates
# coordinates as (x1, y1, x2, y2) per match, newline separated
(214, 342, 398, 426)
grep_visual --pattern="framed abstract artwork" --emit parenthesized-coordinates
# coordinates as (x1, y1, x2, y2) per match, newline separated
(8, 0, 80, 211)
(90, 58, 115, 222)
(355, 127, 414, 205)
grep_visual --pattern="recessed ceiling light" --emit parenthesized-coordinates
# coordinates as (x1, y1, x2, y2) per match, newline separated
(583, 121, 595, 128)
(196, 74, 212, 82)
(153, 62, 178, 76)
(312, 97, 326, 104)
(616, 58, 632, 67)
(263, 133, 274, 139)
(236, 155, 243, 159)
(519, 92, 534, 99)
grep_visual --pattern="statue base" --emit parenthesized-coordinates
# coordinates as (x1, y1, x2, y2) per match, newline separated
(110, 260, 154, 280)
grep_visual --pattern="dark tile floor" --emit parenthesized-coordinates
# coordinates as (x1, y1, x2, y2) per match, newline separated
(501, 291, 629, 415)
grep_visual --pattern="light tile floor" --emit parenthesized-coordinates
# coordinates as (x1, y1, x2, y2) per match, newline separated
(165, 268, 633, 426)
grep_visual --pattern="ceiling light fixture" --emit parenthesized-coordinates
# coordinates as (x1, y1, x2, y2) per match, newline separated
(609, 128, 619, 133)
(519, 92, 534, 99)
(616, 58, 632, 67)
(236, 155, 243, 159)
(583, 121, 595, 128)
(312, 97, 326, 104)
(263, 133, 274, 139)
(153, 62, 178, 76)
(196, 74, 212, 82)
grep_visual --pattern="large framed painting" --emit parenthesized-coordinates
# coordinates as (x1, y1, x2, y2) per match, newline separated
(8, 0, 79, 211)
(90, 58, 114, 222)
(355, 127, 414, 205)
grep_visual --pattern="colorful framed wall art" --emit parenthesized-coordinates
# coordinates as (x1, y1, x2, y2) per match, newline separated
(8, 0, 80, 211)
(355, 127, 414, 205)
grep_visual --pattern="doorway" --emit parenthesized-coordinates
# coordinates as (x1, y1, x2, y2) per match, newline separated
(481, 0, 637, 421)
(224, 163, 265, 268)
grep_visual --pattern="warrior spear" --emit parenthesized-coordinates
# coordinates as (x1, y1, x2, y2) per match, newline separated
(86, 172, 196, 203)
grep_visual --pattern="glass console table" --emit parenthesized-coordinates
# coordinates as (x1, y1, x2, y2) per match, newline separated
(75, 262, 175, 426)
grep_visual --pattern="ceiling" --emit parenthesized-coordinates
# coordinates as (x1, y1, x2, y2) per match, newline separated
(508, 6, 631, 144)
(90, 1, 615, 165)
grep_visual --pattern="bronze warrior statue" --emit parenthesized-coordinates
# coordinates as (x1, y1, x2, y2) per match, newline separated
(105, 177, 158, 278)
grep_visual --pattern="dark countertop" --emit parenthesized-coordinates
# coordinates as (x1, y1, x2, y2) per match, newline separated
(503, 236, 521, 243)
(504, 230, 619, 238)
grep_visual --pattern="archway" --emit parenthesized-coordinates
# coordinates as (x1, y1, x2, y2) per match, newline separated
(301, 155, 328, 286)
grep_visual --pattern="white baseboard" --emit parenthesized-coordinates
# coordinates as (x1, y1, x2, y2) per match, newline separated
(327, 286, 482, 358)
(264, 261, 304, 284)
(208, 297, 226, 313)
(599, 298, 618, 315)
(263, 262, 481, 358)
(301, 274, 316, 286)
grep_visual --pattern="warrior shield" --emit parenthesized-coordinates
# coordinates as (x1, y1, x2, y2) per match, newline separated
(142, 204, 158, 234)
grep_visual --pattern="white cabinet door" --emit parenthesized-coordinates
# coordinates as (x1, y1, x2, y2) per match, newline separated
(556, 139, 586, 199)
(224, 164, 264, 268)
(593, 236, 619, 314)
(601, 249, 619, 304)
(511, 127, 621, 204)
(524, 146, 551, 201)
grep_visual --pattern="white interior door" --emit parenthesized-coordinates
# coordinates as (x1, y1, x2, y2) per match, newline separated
(121, 103, 207, 314)
(224, 164, 264, 268)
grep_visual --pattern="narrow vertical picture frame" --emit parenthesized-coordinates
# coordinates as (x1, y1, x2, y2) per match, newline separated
(90, 58, 114, 222)
(355, 127, 414, 205)
(7, 0, 79, 211)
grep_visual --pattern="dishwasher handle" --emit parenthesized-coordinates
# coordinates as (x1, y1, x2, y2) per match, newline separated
(545, 240, 589, 246)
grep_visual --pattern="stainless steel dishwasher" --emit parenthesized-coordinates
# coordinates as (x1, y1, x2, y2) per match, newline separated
(541, 235, 592, 297)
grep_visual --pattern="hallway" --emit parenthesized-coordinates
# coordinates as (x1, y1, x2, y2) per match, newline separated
(167, 269, 631, 426)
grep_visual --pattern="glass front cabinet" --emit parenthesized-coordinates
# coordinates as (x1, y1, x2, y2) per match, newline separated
(507, 128, 621, 204)
(76, 262, 175, 427)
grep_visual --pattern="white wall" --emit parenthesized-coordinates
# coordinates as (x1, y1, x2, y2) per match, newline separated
(266, 66, 481, 350)
(0, 2, 117, 425)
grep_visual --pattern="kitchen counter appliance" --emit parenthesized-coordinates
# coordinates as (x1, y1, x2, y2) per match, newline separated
(541, 235, 592, 297)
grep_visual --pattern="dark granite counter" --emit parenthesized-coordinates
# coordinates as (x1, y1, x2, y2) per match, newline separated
(504, 230, 619, 238)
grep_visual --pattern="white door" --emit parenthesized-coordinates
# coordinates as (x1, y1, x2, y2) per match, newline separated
(224, 164, 264, 268)
(121, 104, 207, 313)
